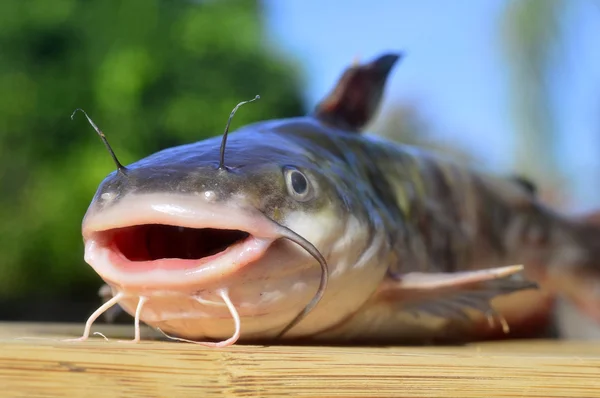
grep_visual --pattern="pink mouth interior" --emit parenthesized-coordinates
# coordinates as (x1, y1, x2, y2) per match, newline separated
(101, 224, 251, 270)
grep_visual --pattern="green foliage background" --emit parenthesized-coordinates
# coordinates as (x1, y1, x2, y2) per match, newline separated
(0, 0, 305, 308)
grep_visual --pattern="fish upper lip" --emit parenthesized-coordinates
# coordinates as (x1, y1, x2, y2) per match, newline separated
(81, 193, 281, 289)
(82, 193, 279, 240)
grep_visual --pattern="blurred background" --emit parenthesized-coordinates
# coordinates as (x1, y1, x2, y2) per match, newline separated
(0, 0, 599, 337)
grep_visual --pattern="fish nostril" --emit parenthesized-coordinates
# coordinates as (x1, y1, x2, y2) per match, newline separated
(101, 192, 116, 202)
(203, 190, 217, 202)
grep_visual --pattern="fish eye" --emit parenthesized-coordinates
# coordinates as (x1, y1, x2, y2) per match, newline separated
(284, 167, 313, 201)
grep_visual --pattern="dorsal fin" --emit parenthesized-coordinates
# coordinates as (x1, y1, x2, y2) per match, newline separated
(312, 52, 403, 132)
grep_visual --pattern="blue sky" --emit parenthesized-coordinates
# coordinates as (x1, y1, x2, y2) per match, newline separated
(262, 0, 600, 210)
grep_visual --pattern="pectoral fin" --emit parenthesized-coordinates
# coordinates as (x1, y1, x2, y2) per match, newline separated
(392, 265, 526, 290)
(380, 265, 538, 330)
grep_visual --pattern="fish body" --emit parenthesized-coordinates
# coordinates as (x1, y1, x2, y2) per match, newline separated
(76, 53, 600, 345)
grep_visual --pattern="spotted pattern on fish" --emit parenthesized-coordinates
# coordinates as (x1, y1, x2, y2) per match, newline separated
(82, 52, 600, 346)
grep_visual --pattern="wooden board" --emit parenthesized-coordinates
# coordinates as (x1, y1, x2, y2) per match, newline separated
(1, 322, 600, 397)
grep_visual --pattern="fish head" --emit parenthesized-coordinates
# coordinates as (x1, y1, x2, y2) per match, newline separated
(82, 120, 387, 341)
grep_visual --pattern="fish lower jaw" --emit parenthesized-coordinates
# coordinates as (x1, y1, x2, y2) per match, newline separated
(84, 234, 275, 289)
(107, 287, 312, 341)
(117, 293, 294, 322)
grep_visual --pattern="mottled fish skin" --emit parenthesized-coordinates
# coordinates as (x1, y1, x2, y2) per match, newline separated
(224, 119, 576, 343)
(84, 53, 600, 345)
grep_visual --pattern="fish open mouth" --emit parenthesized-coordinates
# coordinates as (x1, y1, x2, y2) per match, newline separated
(82, 194, 279, 288)
(110, 224, 251, 263)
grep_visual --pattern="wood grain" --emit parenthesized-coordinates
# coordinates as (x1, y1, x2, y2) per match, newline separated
(1, 322, 600, 397)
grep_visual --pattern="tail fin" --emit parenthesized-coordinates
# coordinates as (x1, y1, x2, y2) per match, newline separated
(548, 211, 600, 323)
(577, 209, 600, 225)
